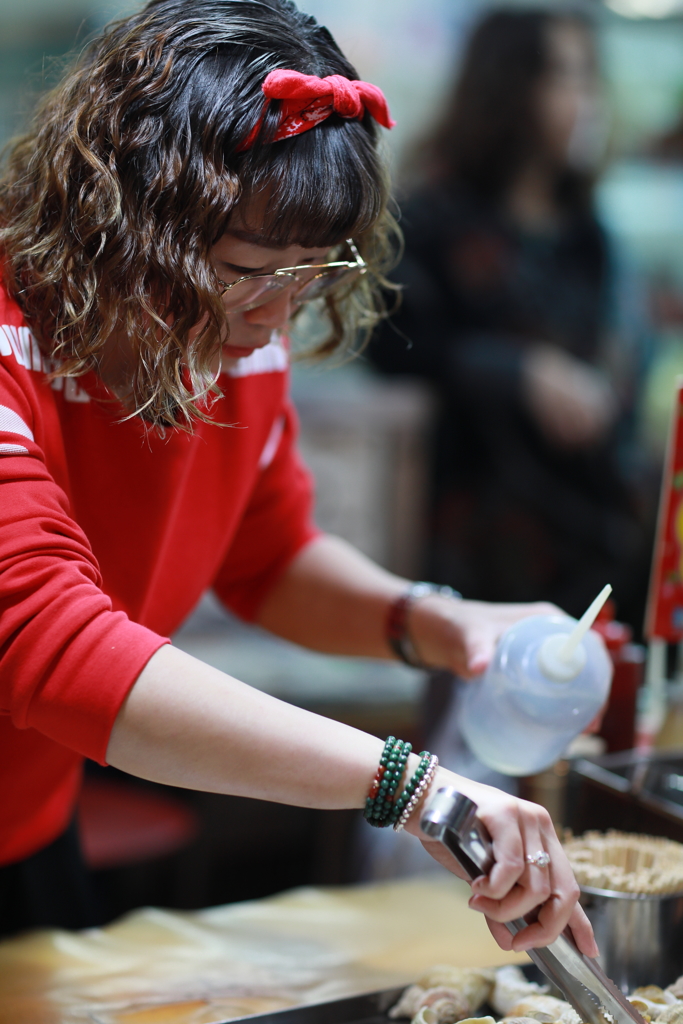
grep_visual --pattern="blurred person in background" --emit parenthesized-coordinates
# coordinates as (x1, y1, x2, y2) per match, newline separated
(369, 7, 653, 632)
(362, 10, 654, 877)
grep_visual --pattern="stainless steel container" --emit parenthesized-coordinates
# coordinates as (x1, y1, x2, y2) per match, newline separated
(580, 884, 683, 992)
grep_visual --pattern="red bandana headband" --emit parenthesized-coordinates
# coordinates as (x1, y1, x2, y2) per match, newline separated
(238, 69, 395, 151)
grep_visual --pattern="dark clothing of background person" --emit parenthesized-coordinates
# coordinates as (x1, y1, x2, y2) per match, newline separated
(368, 184, 651, 628)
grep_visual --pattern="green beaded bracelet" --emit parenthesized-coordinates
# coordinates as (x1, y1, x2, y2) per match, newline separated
(364, 740, 437, 829)
(364, 736, 411, 828)
(369, 740, 409, 823)
(390, 751, 432, 823)
(364, 737, 403, 822)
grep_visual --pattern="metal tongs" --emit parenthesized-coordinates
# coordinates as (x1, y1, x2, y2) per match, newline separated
(420, 787, 647, 1024)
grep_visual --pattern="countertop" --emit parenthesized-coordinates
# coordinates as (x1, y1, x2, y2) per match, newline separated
(0, 875, 526, 1024)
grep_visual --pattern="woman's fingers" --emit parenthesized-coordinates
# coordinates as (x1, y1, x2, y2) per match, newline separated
(481, 892, 598, 957)
(470, 798, 525, 900)
(410, 596, 561, 680)
(473, 805, 598, 955)
(514, 823, 552, 907)
(469, 831, 552, 926)
(414, 771, 593, 956)
(567, 902, 600, 957)
(508, 811, 575, 947)
(473, 799, 552, 908)
(470, 799, 572, 944)
(507, 892, 571, 951)
(484, 918, 516, 951)
(531, 821, 598, 956)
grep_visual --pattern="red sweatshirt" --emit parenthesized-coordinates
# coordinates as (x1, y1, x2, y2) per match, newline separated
(0, 284, 318, 866)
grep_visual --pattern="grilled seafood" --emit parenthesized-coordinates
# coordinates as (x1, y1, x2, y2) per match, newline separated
(653, 1005, 683, 1024)
(390, 967, 683, 1024)
(389, 968, 495, 1024)
(491, 967, 550, 1017)
(505, 996, 580, 1024)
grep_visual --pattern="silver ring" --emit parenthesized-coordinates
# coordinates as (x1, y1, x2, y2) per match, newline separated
(526, 850, 551, 868)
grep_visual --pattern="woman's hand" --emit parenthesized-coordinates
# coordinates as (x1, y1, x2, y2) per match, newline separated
(523, 344, 618, 448)
(410, 595, 559, 677)
(405, 769, 598, 957)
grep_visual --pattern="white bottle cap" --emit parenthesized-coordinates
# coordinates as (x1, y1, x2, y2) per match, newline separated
(537, 584, 613, 683)
(538, 632, 587, 680)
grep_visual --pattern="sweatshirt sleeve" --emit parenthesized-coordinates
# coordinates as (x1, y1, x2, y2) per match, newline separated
(212, 397, 320, 621)
(0, 360, 168, 765)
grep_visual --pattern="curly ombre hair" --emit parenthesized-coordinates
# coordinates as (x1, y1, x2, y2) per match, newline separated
(0, 0, 397, 428)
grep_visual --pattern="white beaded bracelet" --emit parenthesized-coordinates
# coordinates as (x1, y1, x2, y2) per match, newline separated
(393, 754, 439, 832)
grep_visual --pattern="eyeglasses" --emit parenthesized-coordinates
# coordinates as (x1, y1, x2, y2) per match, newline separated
(217, 239, 367, 314)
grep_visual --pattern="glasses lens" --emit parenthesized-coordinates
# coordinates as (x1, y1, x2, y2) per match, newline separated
(294, 265, 363, 305)
(221, 275, 291, 313)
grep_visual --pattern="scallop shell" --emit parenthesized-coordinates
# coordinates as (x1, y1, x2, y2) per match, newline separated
(499, 1018, 552, 1024)
(553, 1006, 582, 1024)
(630, 997, 676, 1017)
(391, 986, 471, 1023)
(634, 989, 676, 1006)
(419, 996, 470, 1024)
(509, 1012, 554, 1023)
(667, 979, 683, 1000)
(420, 988, 471, 1023)
(390, 967, 495, 1023)
(508, 995, 581, 1024)
(390, 986, 427, 1020)
(655, 1006, 683, 1024)
(415, 967, 495, 1015)
(412, 1008, 436, 1024)
(491, 966, 550, 1017)
(421, 988, 471, 1009)
(631, 1001, 655, 1012)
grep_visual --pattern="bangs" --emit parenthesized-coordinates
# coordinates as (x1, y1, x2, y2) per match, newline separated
(235, 115, 385, 249)
(0, 0, 398, 431)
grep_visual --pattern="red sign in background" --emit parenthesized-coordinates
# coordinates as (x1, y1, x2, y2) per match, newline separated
(646, 379, 683, 640)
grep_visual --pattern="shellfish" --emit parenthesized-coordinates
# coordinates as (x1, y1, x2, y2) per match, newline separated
(390, 968, 495, 1024)
(491, 967, 549, 1017)
(504, 994, 580, 1024)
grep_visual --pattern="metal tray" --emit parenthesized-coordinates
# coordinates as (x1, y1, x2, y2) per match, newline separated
(567, 749, 683, 841)
(224, 987, 406, 1024)
(222, 963, 546, 1024)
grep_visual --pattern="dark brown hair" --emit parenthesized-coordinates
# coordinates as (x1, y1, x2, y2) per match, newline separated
(419, 8, 596, 211)
(0, 0, 398, 428)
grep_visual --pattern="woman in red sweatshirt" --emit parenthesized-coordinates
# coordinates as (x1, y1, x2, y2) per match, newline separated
(0, 0, 595, 955)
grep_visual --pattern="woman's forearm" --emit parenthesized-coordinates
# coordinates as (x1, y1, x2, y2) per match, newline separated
(254, 533, 556, 677)
(106, 643, 597, 958)
(106, 643, 385, 806)
(256, 533, 408, 658)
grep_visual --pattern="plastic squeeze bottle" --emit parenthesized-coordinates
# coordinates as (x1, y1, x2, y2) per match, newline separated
(460, 585, 614, 776)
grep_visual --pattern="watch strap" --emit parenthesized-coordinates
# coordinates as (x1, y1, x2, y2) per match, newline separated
(386, 581, 462, 669)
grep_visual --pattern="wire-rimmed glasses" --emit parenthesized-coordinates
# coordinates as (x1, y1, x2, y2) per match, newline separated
(217, 239, 366, 314)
